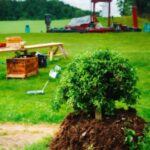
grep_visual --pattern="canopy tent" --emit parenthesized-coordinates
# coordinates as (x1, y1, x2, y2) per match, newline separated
(91, 0, 112, 26)
(66, 0, 113, 29)
(68, 15, 103, 28)
(68, 16, 91, 26)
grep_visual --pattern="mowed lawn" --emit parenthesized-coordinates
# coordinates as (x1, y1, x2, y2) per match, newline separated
(0, 16, 149, 33)
(0, 32, 149, 124)
(0, 19, 70, 33)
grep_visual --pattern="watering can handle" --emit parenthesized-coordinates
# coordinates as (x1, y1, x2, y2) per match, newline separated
(42, 80, 49, 91)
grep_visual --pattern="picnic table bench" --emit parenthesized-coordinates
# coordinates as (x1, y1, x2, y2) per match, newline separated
(0, 42, 68, 61)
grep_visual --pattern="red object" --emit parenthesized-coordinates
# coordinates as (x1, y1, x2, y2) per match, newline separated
(87, 28, 114, 33)
(0, 43, 6, 48)
(91, 0, 112, 2)
(64, 0, 113, 32)
(132, 6, 138, 29)
(65, 23, 114, 33)
(91, 0, 112, 27)
(65, 24, 90, 31)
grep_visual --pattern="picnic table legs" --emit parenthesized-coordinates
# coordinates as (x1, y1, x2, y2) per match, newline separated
(48, 45, 67, 61)
(49, 47, 54, 61)
(58, 45, 68, 58)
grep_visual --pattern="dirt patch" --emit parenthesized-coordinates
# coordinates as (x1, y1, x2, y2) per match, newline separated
(50, 108, 145, 150)
(0, 123, 59, 150)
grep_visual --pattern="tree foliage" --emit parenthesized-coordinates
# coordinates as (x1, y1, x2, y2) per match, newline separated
(117, 0, 133, 16)
(117, 0, 150, 17)
(0, 0, 90, 20)
(134, 0, 150, 17)
(55, 50, 139, 116)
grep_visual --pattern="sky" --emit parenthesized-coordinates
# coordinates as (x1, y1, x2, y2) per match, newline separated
(60, 0, 120, 17)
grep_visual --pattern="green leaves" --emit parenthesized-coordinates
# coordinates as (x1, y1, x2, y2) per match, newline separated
(55, 50, 139, 116)
(124, 128, 137, 150)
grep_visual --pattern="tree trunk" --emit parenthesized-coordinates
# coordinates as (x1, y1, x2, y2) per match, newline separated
(95, 111, 102, 120)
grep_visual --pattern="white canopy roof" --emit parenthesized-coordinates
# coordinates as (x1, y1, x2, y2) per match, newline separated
(68, 15, 91, 26)
(68, 15, 103, 28)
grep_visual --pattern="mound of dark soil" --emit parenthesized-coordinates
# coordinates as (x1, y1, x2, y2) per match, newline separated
(50, 108, 145, 150)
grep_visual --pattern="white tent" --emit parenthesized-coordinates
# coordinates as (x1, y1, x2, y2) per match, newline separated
(68, 15, 91, 26)
(68, 15, 103, 28)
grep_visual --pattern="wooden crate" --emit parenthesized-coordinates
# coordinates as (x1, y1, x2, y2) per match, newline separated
(6, 57, 38, 78)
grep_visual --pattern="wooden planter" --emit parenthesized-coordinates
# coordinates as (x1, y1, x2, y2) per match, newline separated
(6, 57, 38, 78)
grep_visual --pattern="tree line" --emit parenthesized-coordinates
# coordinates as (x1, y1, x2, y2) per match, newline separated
(0, 0, 90, 20)
(117, 0, 150, 18)
(0, 0, 149, 21)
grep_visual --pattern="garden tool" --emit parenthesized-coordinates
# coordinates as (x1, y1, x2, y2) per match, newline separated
(26, 80, 49, 95)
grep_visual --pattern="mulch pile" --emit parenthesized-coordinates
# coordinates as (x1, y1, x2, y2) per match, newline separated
(50, 108, 145, 150)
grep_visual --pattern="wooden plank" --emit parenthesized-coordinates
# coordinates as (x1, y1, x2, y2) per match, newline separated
(26, 71, 38, 77)
(0, 47, 25, 53)
(0, 43, 64, 53)
(58, 45, 68, 58)
(24, 43, 63, 50)
(7, 74, 26, 79)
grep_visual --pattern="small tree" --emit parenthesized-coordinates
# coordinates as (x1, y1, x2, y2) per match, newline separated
(55, 50, 139, 120)
(117, 0, 133, 16)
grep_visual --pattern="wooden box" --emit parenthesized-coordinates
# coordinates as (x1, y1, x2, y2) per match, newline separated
(6, 57, 38, 78)
(6, 36, 22, 48)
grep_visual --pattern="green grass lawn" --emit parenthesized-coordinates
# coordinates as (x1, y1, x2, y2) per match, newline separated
(0, 32, 150, 124)
(0, 19, 70, 33)
(0, 16, 149, 33)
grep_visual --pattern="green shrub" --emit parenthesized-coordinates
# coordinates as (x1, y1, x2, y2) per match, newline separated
(138, 124, 150, 150)
(124, 128, 137, 150)
(123, 124, 150, 150)
(55, 50, 139, 117)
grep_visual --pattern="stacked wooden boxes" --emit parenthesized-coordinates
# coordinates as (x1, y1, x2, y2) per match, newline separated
(5, 36, 38, 78)
(7, 56, 38, 79)
(6, 36, 25, 49)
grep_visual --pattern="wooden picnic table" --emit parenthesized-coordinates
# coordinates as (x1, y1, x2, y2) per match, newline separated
(0, 42, 68, 61)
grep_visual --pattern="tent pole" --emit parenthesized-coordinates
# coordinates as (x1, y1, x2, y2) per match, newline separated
(108, 1, 111, 27)
(93, 2, 96, 13)
(91, 2, 96, 22)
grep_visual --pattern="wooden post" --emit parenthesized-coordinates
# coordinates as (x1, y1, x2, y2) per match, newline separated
(49, 47, 53, 61)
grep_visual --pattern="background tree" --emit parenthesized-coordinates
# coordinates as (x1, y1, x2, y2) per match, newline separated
(117, 0, 134, 16)
(117, 0, 150, 18)
(134, 0, 150, 17)
(0, 0, 91, 20)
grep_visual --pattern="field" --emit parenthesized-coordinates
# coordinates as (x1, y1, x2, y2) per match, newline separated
(0, 19, 70, 33)
(0, 32, 150, 124)
(0, 18, 150, 119)
(0, 16, 149, 33)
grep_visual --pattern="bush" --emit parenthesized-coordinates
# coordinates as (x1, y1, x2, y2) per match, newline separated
(55, 50, 139, 117)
